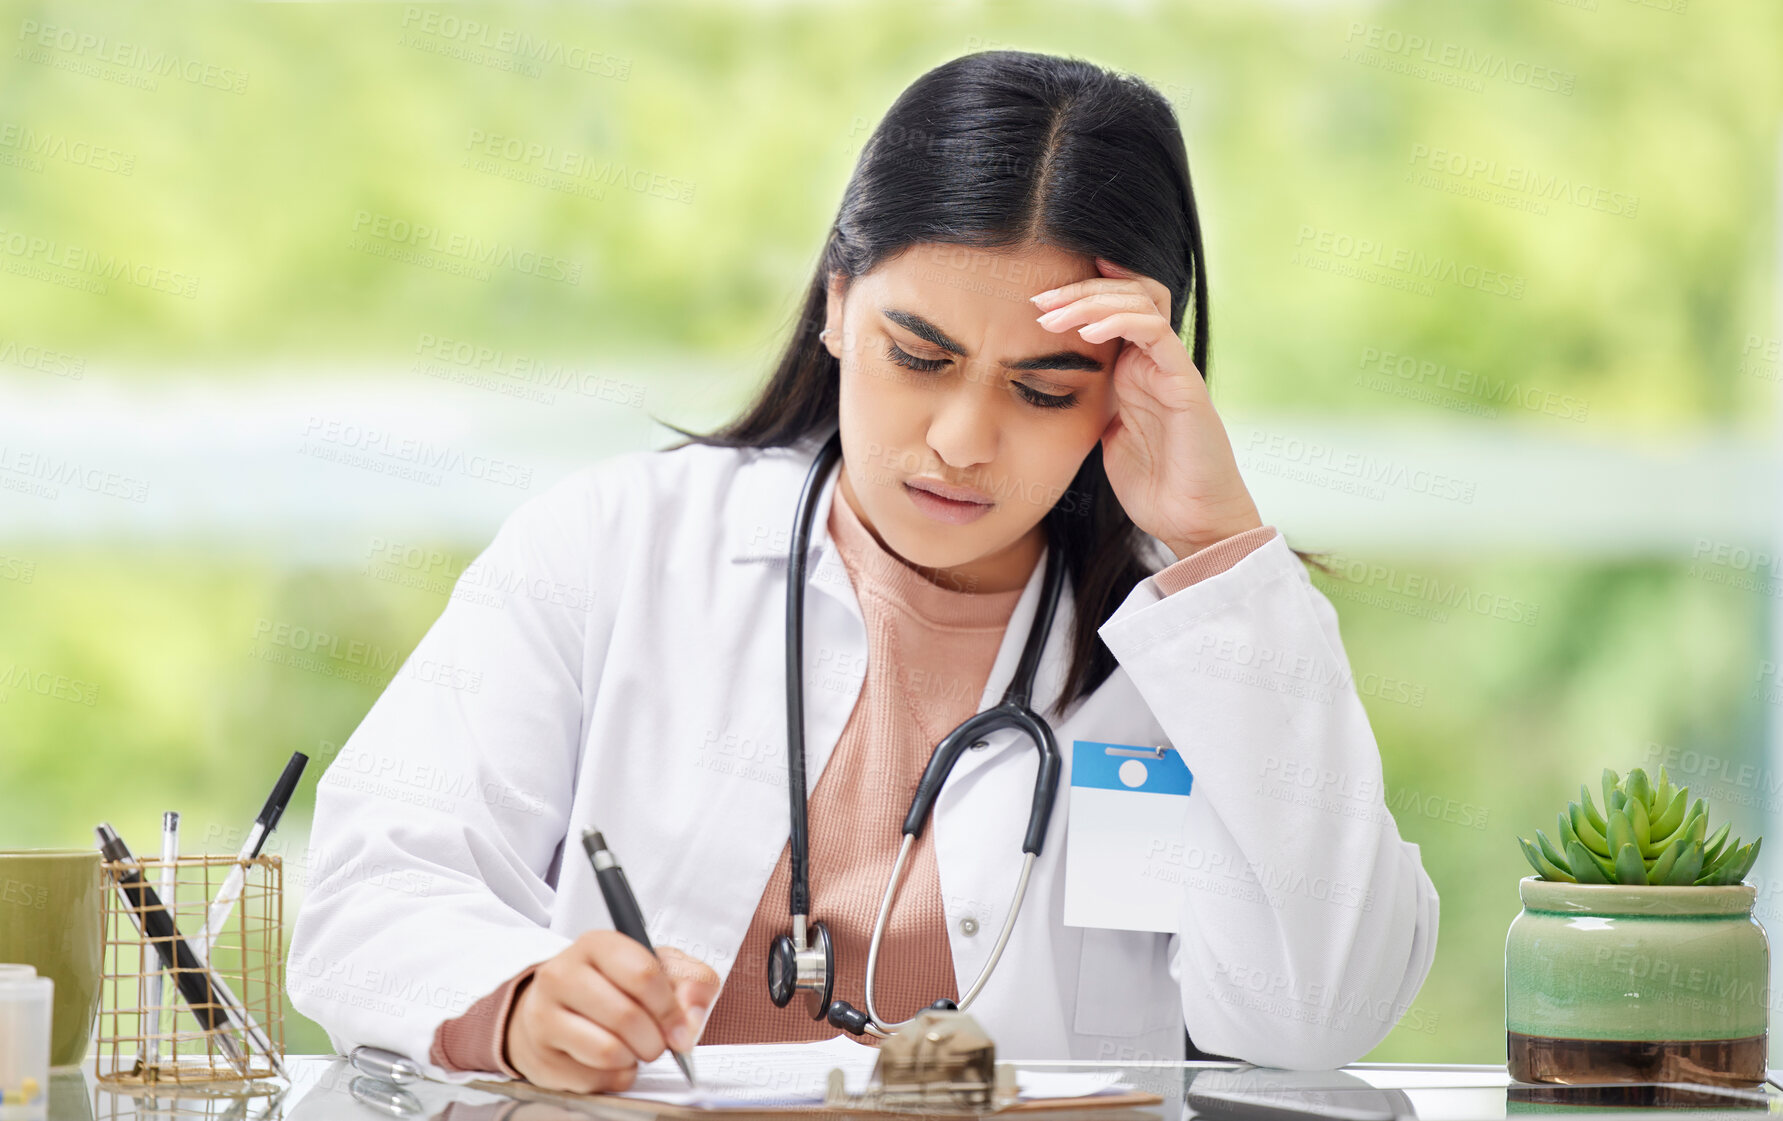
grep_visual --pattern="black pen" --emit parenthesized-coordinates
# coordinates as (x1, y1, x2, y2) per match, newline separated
(201, 752, 308, 956)
(96, 823, 287, 1079)
(582, 828, 697, 1088)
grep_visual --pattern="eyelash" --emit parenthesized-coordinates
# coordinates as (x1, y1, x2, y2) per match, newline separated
(882, 343, 1079, 410)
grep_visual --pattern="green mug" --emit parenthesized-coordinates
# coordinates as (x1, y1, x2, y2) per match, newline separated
(0, 849, 104, 1067)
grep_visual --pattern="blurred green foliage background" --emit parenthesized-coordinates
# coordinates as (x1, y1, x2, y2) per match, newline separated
(3, 0, 1783, 1065)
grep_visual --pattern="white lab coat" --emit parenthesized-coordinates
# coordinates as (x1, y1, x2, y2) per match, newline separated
(287, 433, 1439, 1082)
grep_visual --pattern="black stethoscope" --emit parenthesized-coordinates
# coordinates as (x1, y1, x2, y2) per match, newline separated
(765, 429, 1066, 1037)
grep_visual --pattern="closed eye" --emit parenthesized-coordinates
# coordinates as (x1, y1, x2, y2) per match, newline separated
(884, 341, 947, 373)
(883, 342, 1079, 410)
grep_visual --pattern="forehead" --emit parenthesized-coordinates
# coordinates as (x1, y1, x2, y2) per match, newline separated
(869, 242, 1100, 306)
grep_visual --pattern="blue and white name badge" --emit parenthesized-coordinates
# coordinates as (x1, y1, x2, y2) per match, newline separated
(1063, 739, 1194, 933)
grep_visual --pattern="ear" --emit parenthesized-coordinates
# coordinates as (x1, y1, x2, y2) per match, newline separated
(823, 271, 848, 359)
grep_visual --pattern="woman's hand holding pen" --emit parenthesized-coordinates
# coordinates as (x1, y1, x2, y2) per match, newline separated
(506, 933, 720, 1093)
(1032, 257, 1263, 561)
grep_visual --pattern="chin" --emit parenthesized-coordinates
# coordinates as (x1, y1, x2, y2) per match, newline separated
(900, 534, 993, 575)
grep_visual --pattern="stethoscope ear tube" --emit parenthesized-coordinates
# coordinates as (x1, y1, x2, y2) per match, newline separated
(1006, 543, 1067, 709)
(784, 429, 844, 920)
(1015, 709, 1062, 857)
(902, 703, 1061, 857)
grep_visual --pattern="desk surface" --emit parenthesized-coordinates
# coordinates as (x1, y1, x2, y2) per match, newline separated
(52, 1055, 1783, 1120)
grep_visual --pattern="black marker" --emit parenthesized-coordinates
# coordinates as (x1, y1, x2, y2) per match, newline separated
(583, 828, 697, 1088)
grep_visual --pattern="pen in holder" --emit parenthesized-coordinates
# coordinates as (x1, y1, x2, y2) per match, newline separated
(94, 853, 284, 1087)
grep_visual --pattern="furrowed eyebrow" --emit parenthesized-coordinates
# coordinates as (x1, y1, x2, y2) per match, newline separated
(880, 307, 1105, 373)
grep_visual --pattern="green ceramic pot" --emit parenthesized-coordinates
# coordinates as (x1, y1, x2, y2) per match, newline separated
(0, 849, 104, 1068)
(1505, 875, 1769, 1087)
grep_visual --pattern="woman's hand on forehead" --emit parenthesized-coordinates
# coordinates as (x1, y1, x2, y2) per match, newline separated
(1031, 257, 1262, 559)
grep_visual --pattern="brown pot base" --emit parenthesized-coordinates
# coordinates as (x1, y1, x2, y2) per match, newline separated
(1508, 1031, 1767, 1088)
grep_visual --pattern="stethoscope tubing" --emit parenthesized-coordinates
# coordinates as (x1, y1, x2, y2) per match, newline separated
(782, 428, 1066, 1035)
(862, 834, 1040, 1034)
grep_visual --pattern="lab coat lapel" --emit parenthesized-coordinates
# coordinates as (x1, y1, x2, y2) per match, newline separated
(723, 440, 864, 806)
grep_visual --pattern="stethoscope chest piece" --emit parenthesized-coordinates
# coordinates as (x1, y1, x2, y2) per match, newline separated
(767, 915, 834, 1021)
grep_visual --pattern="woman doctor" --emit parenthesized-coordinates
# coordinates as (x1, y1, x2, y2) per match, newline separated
(289, 50, 1439, 1093)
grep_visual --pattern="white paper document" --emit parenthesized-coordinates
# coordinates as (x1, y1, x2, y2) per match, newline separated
(615, 1035, 1129, 1107)
(1010, 1069, 1128, 1099)
(618, 1035, 879, 1107)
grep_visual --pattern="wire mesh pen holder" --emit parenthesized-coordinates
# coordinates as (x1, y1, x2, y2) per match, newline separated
(95, 854, 285, 1087)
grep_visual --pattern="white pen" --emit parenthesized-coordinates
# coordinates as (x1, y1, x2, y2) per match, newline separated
(144, 811, 180, 1071)
(199, 753, 308, 958)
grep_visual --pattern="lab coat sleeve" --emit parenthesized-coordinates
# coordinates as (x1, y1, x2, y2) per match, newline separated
(287, 459, 627, 1083)
(1096, 533, 1439, 1070)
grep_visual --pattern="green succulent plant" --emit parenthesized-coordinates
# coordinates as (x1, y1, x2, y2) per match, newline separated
(1518, 766, 1763, 886)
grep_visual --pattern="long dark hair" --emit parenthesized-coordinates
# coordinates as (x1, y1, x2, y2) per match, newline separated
(657, 49, 1321, 716)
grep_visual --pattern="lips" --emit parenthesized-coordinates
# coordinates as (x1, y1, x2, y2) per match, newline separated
(906, 478, 992, 505)
(903, 479, 995, 525)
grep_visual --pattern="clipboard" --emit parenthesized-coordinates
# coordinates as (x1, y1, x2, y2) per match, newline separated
(467, 1076, 1166, 1120)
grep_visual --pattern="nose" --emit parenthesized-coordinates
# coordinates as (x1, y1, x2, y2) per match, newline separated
(924, 385, 998, 472)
